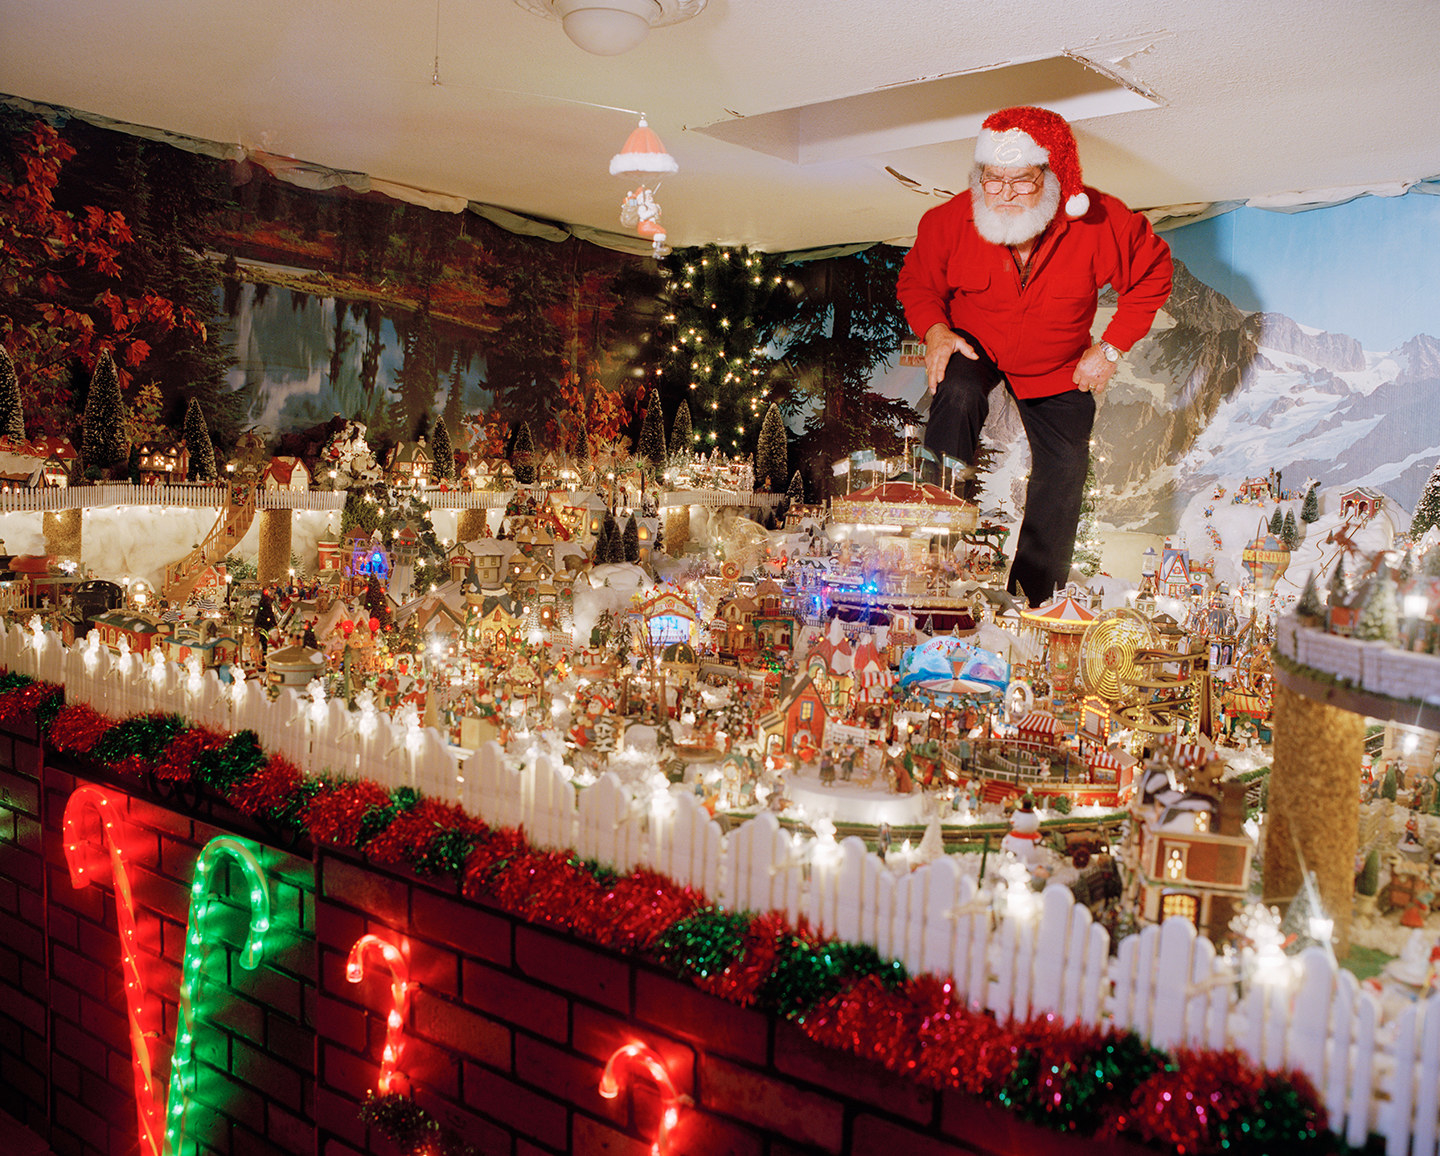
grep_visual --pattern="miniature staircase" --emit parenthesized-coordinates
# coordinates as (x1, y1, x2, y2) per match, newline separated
(161, 490, 256, 605)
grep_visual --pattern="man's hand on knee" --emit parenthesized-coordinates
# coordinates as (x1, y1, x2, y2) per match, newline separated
(924, 324, 978, 394)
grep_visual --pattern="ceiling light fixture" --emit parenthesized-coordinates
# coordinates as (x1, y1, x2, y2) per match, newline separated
(514, 0, 707, 56)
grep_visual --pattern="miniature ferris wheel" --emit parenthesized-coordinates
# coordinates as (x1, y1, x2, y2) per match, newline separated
(1079, 608, 1160, 702)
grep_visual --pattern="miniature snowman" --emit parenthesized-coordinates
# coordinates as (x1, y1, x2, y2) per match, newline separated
(1001, 795, 1043, 867)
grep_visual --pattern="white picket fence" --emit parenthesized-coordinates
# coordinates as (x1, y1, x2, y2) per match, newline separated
(3, 616, 1438, 1153)
(0, 483, 231, 512)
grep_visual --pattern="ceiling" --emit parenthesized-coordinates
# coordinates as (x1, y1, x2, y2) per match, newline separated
(3, 0, 1439, 253)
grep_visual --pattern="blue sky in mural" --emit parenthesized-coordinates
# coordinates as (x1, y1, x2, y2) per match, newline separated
(1164, 190, 1440, 353)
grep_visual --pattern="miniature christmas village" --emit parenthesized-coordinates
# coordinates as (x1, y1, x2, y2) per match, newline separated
(6, 340, 1440, 1008)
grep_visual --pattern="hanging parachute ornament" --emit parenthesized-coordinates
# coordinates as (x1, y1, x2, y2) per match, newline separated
(611, 115, 677, 258)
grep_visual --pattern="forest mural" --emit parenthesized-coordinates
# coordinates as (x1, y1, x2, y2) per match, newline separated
(0, 109, 917, 501)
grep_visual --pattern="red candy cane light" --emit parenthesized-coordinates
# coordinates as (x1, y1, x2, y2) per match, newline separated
(598, 1043, 690, 1156)
(63, 786, 164, 1156)
(346, 933, 412, 1095)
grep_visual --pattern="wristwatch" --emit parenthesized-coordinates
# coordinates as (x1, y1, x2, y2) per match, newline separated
(1100, 341, 1121, 363)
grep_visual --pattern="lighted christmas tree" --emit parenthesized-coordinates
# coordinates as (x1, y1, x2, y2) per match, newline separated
(1412, 458, 1440, 538)
(787, 469, 805, 504)
(669, 400, 693, 463)
(511, 421, 536, 485)
(637, 394, 667, 472)
(81, 349, 128, 473)
(1301, 483, 1320, 525)
(182, 396, 217, 481)
(1070, 457, 1103, 577)
(755, 403, 787, 492)
(431, 414, 455, 481)
(648, 244, 792, 457)
(0, 345, 23, 441)
(364, 573, 393, 631)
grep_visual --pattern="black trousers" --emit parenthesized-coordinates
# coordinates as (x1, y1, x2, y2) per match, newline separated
(923, 331, 1095, 608)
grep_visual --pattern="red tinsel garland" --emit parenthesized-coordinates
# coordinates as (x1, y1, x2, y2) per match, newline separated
(695, 910, 786, 1006)
(364, 798, 486, 867)
(153, 726, 230, 782)
(303, 780, 393, 846)
(46, 702, 113, 755)
(227, 755, 305, 818)
(0, 681, 59, 722)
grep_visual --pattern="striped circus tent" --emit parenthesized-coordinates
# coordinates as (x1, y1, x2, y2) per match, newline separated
(1019, 594, 1096, 635)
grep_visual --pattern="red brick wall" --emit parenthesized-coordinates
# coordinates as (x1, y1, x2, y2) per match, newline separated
(0, 717, 1142, 1156)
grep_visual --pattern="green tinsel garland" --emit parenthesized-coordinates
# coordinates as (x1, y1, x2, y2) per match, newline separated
(191, 729, 268, 793)
(760, 933, 907, 1018)
(92, 713, 189, 766)
(654, 909, 752, 978)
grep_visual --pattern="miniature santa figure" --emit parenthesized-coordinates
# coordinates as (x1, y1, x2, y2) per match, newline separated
(1001, 795, 1044, 867)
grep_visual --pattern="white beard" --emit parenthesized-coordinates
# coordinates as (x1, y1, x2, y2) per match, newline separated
(970, 168, 1062, 246)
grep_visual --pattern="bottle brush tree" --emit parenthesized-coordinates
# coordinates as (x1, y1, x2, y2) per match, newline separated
(0, 345, 24, 441)
(637, 395, 667, 473)
(183, 396, 217, 481)
(82, 350, 128, 473)
(755, 402, 787, 492)
(431, 414, 455, 481)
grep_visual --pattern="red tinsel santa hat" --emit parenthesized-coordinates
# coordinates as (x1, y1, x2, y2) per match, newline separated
(974, 106, 1090, 218)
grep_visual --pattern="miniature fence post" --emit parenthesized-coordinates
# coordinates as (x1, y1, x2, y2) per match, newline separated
(575, 772, 639, 874)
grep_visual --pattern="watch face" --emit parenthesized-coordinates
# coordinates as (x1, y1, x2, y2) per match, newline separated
(1103, 344, 1119, 362)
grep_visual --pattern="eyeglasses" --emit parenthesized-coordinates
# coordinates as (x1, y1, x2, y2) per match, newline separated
(980, 176, 1042, 196)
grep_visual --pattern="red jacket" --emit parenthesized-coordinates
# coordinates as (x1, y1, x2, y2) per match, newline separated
(897, 187, 1173, 398)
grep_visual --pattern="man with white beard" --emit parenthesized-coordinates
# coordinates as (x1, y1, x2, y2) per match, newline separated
(897, 106, 1173, 607)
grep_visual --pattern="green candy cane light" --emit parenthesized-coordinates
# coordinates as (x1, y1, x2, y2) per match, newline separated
(164, 835, 271, 1156)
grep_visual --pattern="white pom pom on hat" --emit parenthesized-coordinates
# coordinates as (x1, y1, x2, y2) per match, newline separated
(974, 106, 1090, 218)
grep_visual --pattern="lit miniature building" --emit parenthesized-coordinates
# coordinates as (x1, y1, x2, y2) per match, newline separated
(387, 440, 432, 485)
(261, 455, 311, 492)
(1128, 761, 1254, 942)
(757, 674, 829, 756)
(136, 440, 190, 483)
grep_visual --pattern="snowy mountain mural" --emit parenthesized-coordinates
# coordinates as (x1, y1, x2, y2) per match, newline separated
(958, 259, 1440, 537)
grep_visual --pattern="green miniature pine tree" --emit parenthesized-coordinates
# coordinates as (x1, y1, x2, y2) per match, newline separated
(755, 403, 787, 492)
(1301, 483, 1320, 525)
(341, 488, 381, 536)
(1357, 847, 1381, 896)
(0, 345, 24, 441)
(1426, 548, 1440, 579)
(82, 350, 128, 473)
(1268, 506, 1284, 536)
(602, 511, 625, 564)
(1296, 571, 1324, 621)
(622, 514, 640, 563)
(512, 421, 536, 485)
(1354, 567, 1399, 643)
(182, 396, 217, 481)
(431, 415, 455, 480)
(1327, 555, 1348, 604)
(637, 395, 667, 472)
(1281, 508, 1300, 550)
(1381, 762, 1398, 802)
(669, 400, 693, 463)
